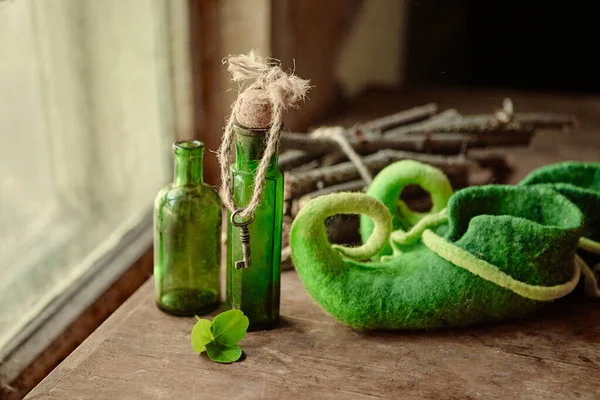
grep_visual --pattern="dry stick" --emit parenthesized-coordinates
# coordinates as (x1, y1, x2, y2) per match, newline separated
(281, 130, 534, 156)
(290, 176, 454, 217)
(381, 109, 463, 137)
(304, 179, 366, 197)
(287, 179, 366, 219)
(357, 103, 438, 132)
(320, 151, 348, 167)
(285, 149, 471, 199)
(469, 152, 513, 183)
(288, 158, 320, 172)
(280, 109, 575, 168)
(469, 152, 513, 170)
(494, 98, 514, 123)
(278, 103, 442, 170)
(282, 107, 573, 203)
(286, 150, 514, 203)
(285, 180, 366, 222)
(279, 150, 316, 170)
(511, 112, 577, 129)
(280, 110, 573, 160)
(384, 112, 575, 137)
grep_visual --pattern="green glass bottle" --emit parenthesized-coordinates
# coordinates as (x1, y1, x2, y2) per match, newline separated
(154, 140, 222, 316)
(226, 124, 284, 330)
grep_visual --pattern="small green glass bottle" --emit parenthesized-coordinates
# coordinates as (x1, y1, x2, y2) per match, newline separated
(154, 140, 222, 316)
(226, 124, 284, 330)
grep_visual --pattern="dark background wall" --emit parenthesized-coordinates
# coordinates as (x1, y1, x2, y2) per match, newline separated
(405, 1, 600, 92)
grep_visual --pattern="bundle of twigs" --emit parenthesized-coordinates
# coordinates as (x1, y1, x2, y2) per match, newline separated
(278, 98, 576, 268)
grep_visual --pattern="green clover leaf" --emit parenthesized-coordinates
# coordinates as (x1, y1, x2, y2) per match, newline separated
(210, 309, 249, 346)
(205, 342, 243, 363)
(190, 310, 248, 363)
(190, 318, 212, 353)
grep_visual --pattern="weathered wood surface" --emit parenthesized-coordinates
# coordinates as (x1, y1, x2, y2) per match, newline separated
(27, 90, 600, 399)
(27, 272, 600, 400)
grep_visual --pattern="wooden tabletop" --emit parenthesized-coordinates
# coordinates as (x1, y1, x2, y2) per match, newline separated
(27, 89, 600, 399)
(27, 272, 600, 400)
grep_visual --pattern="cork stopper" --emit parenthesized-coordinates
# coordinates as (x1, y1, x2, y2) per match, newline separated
(235, 89, 273, 129)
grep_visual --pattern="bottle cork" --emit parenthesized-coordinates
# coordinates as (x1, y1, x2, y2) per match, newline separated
(235, 89, 273, 129)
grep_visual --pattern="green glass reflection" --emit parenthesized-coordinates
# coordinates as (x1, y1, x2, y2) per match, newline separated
(154, 140, 222, 316)
(226, 124, 283, 331)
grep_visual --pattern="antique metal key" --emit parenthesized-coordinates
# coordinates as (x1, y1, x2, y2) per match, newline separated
(231, 209, 255, 270)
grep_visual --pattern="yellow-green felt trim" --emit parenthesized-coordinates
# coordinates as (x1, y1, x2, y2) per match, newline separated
(391, 208, 448, 248)
(576, 255, 600, 298)
(422, 229, 580, 301)
(576, 237, 600, 298)
(579, 237, 600, 255)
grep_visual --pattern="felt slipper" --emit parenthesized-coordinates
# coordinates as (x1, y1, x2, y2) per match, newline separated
(520, 162, 600, 241)
(359, 160, 453, 260)
(520, 162, 600, 297)
(291, 161, 585, 329)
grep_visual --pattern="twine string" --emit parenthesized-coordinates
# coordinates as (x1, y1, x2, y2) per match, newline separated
(218, 51, 310, 219)
(311, 127, 373, 184)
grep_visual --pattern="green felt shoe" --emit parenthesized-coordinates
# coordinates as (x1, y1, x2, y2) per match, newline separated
(290, 161, 585, 330)
(359, 160, 454, 260)
(520, 162, 600, 297)
(520, 162, 600, 241)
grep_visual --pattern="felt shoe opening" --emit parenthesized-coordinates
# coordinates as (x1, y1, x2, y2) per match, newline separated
(521, 162, 600, 241)
(445, 185, 584, 242)
(521, 162, 600, 192)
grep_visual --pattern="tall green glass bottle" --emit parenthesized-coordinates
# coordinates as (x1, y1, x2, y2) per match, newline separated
(154, 140, 222, 316)
(227, 124, 283, 330)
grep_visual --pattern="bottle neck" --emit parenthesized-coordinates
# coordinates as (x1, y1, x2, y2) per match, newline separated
(173, 140, 204, 186)
(234, 124, 279, 173)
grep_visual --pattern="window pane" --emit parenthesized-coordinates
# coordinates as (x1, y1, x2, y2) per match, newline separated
(0, 0, 176, 351)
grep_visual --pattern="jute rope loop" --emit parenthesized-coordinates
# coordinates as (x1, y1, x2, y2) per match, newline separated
(218, 51, 310, 218)
(311, 127, 373, 184)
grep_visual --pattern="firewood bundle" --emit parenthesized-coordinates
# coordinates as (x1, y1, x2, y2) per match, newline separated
(279, 99, 575, 268)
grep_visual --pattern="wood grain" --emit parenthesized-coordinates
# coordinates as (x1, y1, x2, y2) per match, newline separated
(27, 272, 600, 400)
